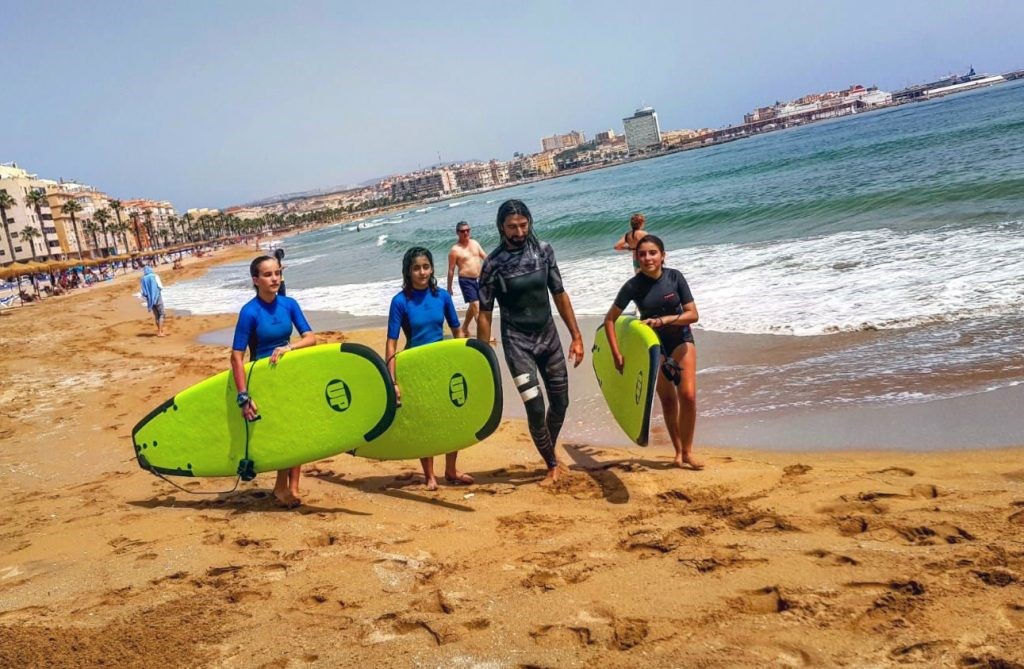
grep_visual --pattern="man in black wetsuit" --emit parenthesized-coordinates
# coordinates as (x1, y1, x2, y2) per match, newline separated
(477, 199, 585, 485)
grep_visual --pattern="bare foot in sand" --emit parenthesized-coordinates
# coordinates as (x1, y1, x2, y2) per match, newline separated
(675, 455, 704, 471)
(444, 471, 474, 485)
(424, 477, 439, 491)
(538, 465, 564, 487)
(274, 489, 302, 508)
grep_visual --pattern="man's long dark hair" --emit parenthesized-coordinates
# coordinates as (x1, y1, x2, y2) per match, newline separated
(401, 246, 438, 297)
(495, 199, 540, 251)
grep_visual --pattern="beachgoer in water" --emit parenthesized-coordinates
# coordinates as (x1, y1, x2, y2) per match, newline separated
(614, 213, 648, 274)
(230, 255, 316, 507)
(477, 199, 585, 485)
(386, 246, 470, 491)
(139, 266, 167, 337)
(603, 235, 703, 470)
(273, 248, 287, 296)
(446, 221, 488, 339)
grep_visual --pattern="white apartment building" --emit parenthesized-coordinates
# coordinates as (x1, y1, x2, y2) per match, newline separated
(0, 163, 62, 263)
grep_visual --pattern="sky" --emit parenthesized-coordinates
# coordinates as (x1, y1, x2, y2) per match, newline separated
(3, 0, 1022, 210)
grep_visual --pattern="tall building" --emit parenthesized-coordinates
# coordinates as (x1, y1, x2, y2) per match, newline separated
(622, 107, 662, 155)
(595, 130, 617, 143)
(0, 163, 62, 264)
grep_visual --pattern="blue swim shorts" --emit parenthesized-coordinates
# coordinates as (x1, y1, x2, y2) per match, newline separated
(458, 277, 481, 303)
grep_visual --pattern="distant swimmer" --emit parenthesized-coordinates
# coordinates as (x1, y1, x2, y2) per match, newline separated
(603, 235, 703, 470)
(446, 220, 488, 339)
(613, 213, 648, 274)
(230, 254, 317, 507)
(386, 246, 470, 491)
(477, 200, 585, 486)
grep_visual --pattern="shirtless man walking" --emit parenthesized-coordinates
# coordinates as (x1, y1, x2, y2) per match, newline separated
(446, 221, 488, 337)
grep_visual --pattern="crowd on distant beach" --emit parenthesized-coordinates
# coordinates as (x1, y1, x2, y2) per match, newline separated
(228, 199, 702, 508)
(0, 246, 216, 310)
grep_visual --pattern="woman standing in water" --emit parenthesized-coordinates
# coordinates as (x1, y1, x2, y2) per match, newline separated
(603, 235, 703, 470)
(613, 213, 648, 274)
(230, 255, 316, 507)
(385, 246, 470, 490)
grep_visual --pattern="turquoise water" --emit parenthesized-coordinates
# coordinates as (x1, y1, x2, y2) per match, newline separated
(169, 81, 1024, 434)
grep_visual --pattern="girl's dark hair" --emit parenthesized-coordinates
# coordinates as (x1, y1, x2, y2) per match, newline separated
(635, 234, 665, 254)
(630, 213, 645, 230)
(249, 255, 280, 292)
(495, 199, 539, 250)
(402, 246, 437, 296)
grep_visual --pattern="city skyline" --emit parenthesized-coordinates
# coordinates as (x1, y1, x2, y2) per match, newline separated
(3, 1, 1023, 210)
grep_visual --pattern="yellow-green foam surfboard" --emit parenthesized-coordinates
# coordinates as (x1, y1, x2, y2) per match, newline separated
(592, 316, 662, 446)
(351, 338, 503, 460)
(132, 343, 396, 477)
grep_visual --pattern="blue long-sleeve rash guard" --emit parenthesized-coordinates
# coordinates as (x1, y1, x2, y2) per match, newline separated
(387, 288, 460, 349)
(232, 294, 312, 360)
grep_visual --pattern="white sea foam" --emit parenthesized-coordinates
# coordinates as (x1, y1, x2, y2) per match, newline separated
(376, 234, 388, 247)
(164, 221, 1024, 337)
(448, 200, 470, 208)
(564, 221, 1024, 336)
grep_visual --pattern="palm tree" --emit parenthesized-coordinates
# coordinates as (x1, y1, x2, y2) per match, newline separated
(61, 198, 84, 260)
(18, 226, 42, 260)
(24, 189, 52, 260)
(143, 210, 156, 250)
(0, 188, 17, 264)
(116, 222, 131, 255)
(166, 214, 180, 246)
(82, 220, 101, 255)
(129, 212, 144, 252)
(93, 208, 112, 257)
(180, 212, 194, 242)
(109, 199, 125, 250)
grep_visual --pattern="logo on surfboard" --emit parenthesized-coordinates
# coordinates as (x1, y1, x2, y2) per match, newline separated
(449, 373, 468, 407)
(325, 379, 351, 412)
(634, 371, 644, 405)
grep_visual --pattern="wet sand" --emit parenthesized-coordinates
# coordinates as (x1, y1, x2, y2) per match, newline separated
(1, 250, 1024, 667)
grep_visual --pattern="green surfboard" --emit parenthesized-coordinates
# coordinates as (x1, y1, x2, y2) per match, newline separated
(132, 343, 396, 477)
(351, 338, 503, 460)
(592, 316, 662, 446)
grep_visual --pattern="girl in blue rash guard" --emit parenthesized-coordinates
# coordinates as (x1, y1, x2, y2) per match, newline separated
(603, 235, 704, 471)
(230, 255, 316, 508)
(385, 247, 468, 491)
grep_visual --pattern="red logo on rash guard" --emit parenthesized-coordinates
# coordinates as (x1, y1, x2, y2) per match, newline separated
(663, 293, 677, 301)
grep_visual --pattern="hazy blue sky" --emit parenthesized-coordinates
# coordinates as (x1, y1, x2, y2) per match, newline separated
(3, 1, 1022, 209)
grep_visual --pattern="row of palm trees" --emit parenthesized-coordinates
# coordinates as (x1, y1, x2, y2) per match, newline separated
(2, 188, 358, 267)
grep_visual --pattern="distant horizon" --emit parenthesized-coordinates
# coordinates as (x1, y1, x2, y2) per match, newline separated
(4, 1, 1022, 210)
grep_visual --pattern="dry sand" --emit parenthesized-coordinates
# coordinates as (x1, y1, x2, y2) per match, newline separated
(1, 248, 1023, 668)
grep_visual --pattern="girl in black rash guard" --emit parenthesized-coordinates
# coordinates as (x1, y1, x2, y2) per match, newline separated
(603, 235, 704, 470)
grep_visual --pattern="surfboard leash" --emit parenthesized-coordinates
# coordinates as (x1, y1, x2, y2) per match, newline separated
(236, 360, 260, 482)
(148, 468, 242, 496)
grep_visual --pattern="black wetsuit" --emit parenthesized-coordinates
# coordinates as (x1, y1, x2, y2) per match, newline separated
(479, 241, 567, 469)
(614, 267, 695, 356)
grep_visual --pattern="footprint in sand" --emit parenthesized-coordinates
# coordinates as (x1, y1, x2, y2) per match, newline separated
(1003, 603, 1024, 629)
(871, 466, 916, 476)
(973, 570, 1017, 587)
(806, 548, 860, 566)
(894, 522, 974, 545)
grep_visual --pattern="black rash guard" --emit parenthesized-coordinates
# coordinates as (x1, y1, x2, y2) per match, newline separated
(614, 267, 696, 355)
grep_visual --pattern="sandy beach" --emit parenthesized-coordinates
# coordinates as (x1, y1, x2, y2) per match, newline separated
(2, 249, 1024, 668)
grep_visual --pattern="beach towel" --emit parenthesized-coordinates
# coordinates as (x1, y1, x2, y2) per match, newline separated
(139, 267, 163, 311)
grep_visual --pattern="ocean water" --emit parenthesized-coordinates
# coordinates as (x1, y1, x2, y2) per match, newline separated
(168, 81, 1024, 433)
